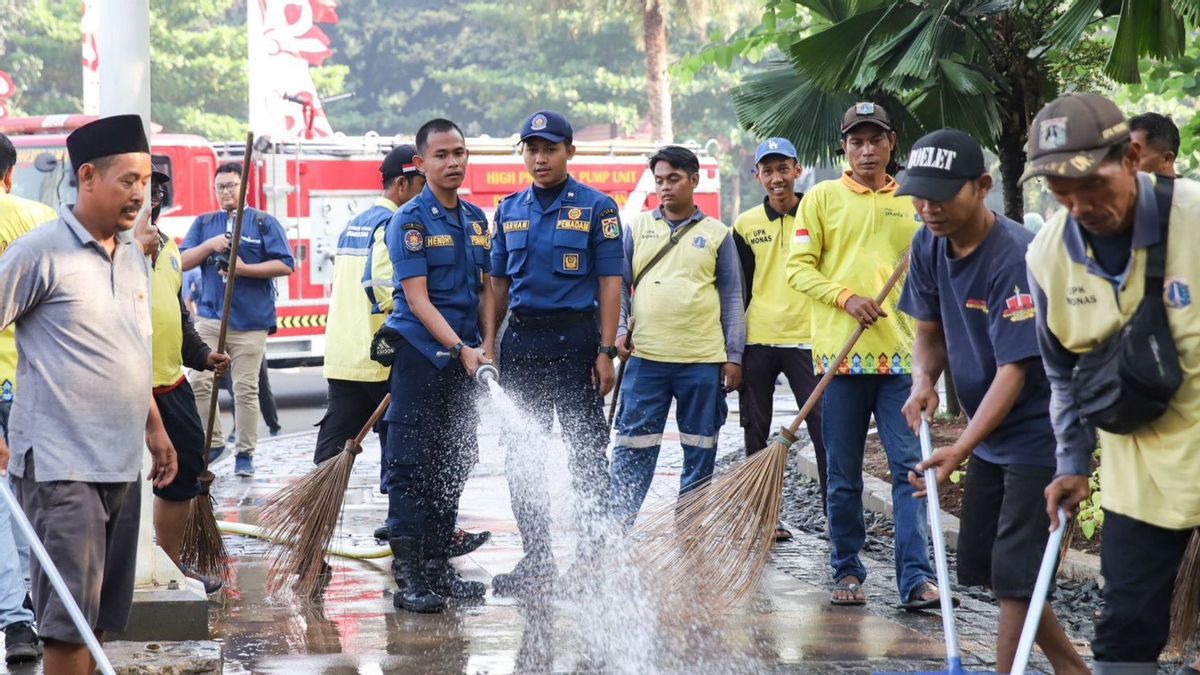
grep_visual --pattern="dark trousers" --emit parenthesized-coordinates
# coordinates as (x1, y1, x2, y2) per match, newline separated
(740, 345, 827, 513)
(500, 315, 610, 556)
(384, 339, 478, 546)
(1094, 510, 1195, 664)
(313, 379, 390, 465)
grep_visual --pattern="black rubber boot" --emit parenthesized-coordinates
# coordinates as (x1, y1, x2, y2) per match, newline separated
(492, 551, 557, 597)
(424, 535, 486, 599)
(388, 537, 445, 613)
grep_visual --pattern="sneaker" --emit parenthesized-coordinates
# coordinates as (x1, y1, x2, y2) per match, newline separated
(208, 445, 228, 465)
(226, 431, 236, 445)
(373, 525, 390, 542)
(179, 564, 224, 595)
(492, 553, 557, 596)
(448, 528, 491, 558)
(234, 453, 256, 477)
(4, 622, 42, 664)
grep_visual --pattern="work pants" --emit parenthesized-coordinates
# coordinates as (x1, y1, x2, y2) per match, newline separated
(740, 344, 827, 514)
(500, 313, 611, 557)
(0, 400, 32, 629)
(192, 319, 267, 457)
(609, 358, 727, 528)
(384, 339, 478, 547)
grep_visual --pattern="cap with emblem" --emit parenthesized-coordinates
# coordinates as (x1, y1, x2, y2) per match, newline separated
(520, 110, 573, 144)
(841, 102, 893, 134)
(754, 137, 798, 165)
(151, 155, 171, 185)
(1019, 93, 1130, 184)
(66, 114, 150, 174)
(896, 128, 986, 202)
(381, 143, 421, 182)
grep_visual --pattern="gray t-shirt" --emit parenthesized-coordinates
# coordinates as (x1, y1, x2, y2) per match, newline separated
(0, 205, 151, 482)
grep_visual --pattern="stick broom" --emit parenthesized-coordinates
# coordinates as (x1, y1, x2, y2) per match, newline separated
(258, 393, 392, 598)
(630, 255, 911, 610)
(180, 132, 254, 581)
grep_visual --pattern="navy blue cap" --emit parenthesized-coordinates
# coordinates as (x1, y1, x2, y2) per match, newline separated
(381, 144, 420, 181)
(754, 138, 798, 165)
(520, 111, 573, 144)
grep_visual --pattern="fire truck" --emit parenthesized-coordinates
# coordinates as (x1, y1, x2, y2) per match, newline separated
(3, 116, 722, 366)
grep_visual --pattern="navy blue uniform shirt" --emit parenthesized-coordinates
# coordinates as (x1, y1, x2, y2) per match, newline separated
(899, 214, 1056, 467)
(490, 175, 624, 314)
(181, 208, 295, 332)
(384, 186, 490, 368)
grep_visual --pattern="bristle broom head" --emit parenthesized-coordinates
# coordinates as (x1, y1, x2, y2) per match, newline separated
(257, 449, 357, 598)
(180, 490, 231, 582)
(1169, 530, 1200, 652)
(628, 437, 791, 613)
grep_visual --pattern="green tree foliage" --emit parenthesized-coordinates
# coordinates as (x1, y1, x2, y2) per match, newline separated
(704, 0, 1196, 219)
(1114, 38, 1200, 176)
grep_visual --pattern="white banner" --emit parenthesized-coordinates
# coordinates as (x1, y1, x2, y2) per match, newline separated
(247, 0, 339, 140)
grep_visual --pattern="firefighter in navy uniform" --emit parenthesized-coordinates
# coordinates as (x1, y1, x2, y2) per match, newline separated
(489, 111, 623, 595)
(382, 119, 496, 614)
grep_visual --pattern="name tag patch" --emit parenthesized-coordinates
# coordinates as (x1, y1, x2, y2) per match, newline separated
(425, 234, 454, 247)
(557, 219, 590, 232)
(557, 206, 592, 232)
(503, 220, 529, 233)
(470, 234, 490, 248)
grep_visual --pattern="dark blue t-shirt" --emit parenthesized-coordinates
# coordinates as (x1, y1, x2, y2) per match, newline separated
(899, 214, 1056, 467)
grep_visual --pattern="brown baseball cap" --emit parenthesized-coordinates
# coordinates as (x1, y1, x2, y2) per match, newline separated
(841, 102, 893, 134)
(1019, 93, 1130, 184)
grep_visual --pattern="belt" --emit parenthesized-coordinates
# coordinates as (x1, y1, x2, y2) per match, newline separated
(510, 310, 596, 329)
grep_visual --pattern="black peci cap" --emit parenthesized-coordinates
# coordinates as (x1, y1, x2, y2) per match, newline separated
(896, 128, 986, 202)
(66, 114, 150, 173)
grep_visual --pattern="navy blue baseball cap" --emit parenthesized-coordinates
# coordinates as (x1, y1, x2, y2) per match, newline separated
(754, 137, 798, 165)
(520, 111, 573, 144)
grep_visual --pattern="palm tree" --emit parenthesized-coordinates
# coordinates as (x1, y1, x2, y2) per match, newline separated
(732, 0, 1198, 218)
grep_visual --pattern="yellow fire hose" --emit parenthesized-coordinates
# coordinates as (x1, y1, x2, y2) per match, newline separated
(217, 521, 392, 560)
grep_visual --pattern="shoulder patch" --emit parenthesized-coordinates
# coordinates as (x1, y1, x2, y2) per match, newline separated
(601, 216, 620, 239)
(598, 207, 617, 219)
(403, 228, 424, 252)
(401, 221, 425, 232)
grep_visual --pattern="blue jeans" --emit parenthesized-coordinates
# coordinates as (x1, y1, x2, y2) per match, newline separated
(609, 359, 727, 527)
(0, 399, 33, 628)
(822, 375, 934, 601)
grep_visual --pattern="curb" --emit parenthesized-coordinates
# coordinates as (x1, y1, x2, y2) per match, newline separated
(790, 443, 1103, 583)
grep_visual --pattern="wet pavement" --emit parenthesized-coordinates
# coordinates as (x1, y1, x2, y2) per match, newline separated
(3, 384, 1074, 673)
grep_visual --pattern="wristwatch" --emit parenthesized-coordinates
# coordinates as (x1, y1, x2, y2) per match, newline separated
(598, 345, 618, 358)
(448, 342, 467, 359)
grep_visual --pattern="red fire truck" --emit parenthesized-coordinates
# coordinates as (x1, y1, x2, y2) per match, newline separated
(4, 116, 722, 366)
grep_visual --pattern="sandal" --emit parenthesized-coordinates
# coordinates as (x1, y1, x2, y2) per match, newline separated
(898, 580, 960, 612)
(830, 578, 867, 606)
(774, 524, 793, 542)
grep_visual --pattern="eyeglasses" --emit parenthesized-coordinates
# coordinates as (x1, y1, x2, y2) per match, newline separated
(215, 183, 240, 193)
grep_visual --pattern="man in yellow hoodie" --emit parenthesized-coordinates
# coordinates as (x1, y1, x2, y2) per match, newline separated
(787, 103, 939, 609)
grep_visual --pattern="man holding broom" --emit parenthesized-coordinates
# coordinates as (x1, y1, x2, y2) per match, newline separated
(0, 114, 178, 675)
(382, 118, 495, 613)
(132, 162, 231, 595)
(732, 137, 827, 540)
(488, 111, 623, 595)
(785, 102, 940, 609)
(1026, 93, 1200, 674)
(608, 145, 745, 527)
(896, 128, 1088, 674)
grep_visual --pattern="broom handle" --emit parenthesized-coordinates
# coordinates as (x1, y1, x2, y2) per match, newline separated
(1, 481, 116, 675)
(355, 394, 392, 445)
(920, 419, 962, 672)
(1011, 507, 1069, 675)
(784, 255, 910, 438)
(202, 133, 255, 464)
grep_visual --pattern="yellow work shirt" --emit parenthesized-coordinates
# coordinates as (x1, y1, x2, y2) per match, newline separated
(150, 239, 187, 388)
(733, 197, 813, 345)
(1027, 173, 1200, 529)
(324, 197, 398, 382)
(786, 172, 918, 375)
(0, 192, 57, 401)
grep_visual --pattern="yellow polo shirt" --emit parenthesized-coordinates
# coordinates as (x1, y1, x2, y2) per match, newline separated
(785, 172, 918, 375)
(733, 199, 813, 345)
(0, 193, 57, 401)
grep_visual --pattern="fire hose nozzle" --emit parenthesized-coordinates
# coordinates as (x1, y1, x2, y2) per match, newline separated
(475, 364, 499, 385)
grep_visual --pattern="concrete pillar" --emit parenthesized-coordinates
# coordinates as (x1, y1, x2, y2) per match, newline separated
(96, 0, 201, 605)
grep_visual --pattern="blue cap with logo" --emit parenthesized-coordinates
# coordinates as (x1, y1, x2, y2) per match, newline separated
(520, 110, 573, 144)
(754, 137, 798, 165)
